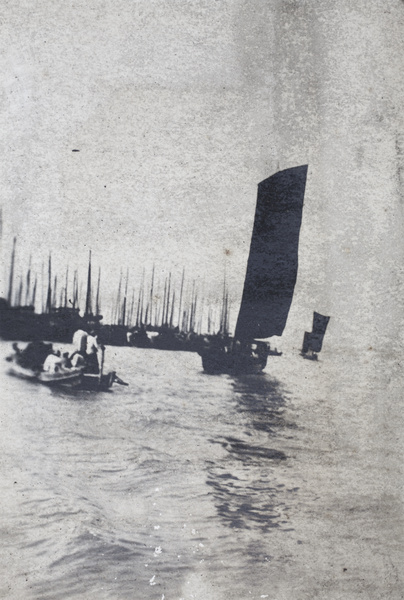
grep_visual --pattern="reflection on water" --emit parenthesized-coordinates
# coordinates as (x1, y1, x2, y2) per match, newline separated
(207, 375, 297, 533)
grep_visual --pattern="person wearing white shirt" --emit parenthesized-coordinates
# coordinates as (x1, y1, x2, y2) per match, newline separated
(72, 329, 87, 354)
(43, 352, 63, 373)
(85, 331, 102, 374)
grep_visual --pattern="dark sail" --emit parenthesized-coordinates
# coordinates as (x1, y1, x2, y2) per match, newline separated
(302, 312, 330, 353)
(235, 165, 308, 340)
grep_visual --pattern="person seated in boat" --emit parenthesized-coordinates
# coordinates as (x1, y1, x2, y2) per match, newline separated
(19, 341, 53, 371)
(72, 328, 88, 355)
(60, 352, 72, 368)
(70, 351, 86, 368)
(43, 350, 63, 373)
(85, 330, 103, 374)
(12, 342, 22, 355)
(5, 343, 22, 363)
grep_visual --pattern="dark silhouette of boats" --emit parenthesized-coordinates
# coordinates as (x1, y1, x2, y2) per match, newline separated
(0, 231, 232, 352)
(200, 336, 269, 374)
(99, 324, 129, 347)
(199, 165, 308, 374)
(0, 241, 95, 343)
(0, 299, 86, 342)
(300, 312, 330, 361)
(125, 268, 207, 352)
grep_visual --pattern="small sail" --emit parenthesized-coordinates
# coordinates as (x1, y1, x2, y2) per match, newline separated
(235, 165, 308, 340)
(302, 312, 330, 353)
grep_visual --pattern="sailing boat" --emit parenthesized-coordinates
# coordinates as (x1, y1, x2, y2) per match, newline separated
(199, 165, 308, 374)
(300, 312, 330, 360)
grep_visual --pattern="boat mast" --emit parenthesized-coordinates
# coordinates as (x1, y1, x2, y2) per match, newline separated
(7, 237, 17, 306)
(72, 269, 78, 310)
(193, 290, 198, 333)
(161, 276, 168, 327)
(79, 281, 83, 311)
(219, 274, 228, 335)
(122, 268, 129, 327)
(95, 267, 101, 317)
(59, 286, 64, 308)
(198, 278, 205, 335)
(16, 279, 23, 307)
(114, 270, 122, 325)
(46, 253, 52, 314)
(31, 276, 37, 309)
(224, 291, 230, 335)
(198, 293, 205, 335)
(64, 266, 69, 308)
(139, 285, 145, 327)
(169, 290, 176, 328)
(41, 261, 45, 313)
(128, 288, 135, 327)
(207, 306, 212, 334)
(147, 264, 155, 327)
(25, 255, 31, 306)
(189, 280, 196, 332)
(52, 275, 58, 309)
(164, 272, 172, 326)
(85, 250, 92, 317)
(177, 268, 185, 332)
(135, 283, 141, 328)
(138, 268, 145, 327)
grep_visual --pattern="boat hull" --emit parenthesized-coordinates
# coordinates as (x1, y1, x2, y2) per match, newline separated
(199, 348, 267, 375)
(38, 368, 83, 387)
(7, 363, 39, 381)
(80, 372, 118, 391)
(6, 360, 117, 391)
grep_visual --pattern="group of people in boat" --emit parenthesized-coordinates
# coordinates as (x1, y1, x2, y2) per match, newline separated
(200, 333, 268, 357)
(8, 327, 104, 375)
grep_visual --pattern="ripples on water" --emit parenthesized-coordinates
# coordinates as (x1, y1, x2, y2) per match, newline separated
(0, 342, 299, 599)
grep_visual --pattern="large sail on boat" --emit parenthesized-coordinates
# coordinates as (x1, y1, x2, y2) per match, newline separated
(199, 165, 308, 374)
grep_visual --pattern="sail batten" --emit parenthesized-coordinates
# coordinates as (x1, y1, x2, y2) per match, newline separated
(235, 165, 308, 340)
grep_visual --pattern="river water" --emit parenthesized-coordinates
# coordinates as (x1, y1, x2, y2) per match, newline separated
(0, 341, 403, 600)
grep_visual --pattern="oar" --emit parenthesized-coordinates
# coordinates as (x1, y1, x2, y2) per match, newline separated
(113, 374, 129, 386)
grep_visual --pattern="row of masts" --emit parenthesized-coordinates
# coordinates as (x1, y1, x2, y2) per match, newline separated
(109, 262, 230, 335)
(6, 237, 86, 314)
(4, 238, 231, 335)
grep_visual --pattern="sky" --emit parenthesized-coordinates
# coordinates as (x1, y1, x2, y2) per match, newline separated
(1, 0, 404, 350)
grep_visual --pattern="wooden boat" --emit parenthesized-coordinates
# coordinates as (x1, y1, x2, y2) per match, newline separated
(6, 359, 125, 391)
(199, 165, 308, 374)
(200, 339, 269, 375)
(5, 343, 127, 391)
